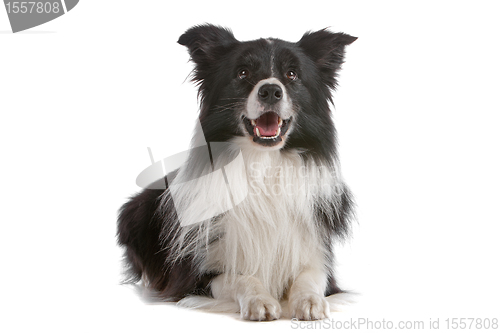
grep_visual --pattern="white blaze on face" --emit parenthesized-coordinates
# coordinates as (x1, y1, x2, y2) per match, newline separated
(245, 78, 293, 120)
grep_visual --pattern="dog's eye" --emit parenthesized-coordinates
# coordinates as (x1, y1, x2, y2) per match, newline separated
(238, 69, 249, 79)
(286, 70, 297, 80)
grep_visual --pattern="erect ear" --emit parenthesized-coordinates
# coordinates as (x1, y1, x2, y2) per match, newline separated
(298, 29, 357, 71)
(178, 24, 238, 64)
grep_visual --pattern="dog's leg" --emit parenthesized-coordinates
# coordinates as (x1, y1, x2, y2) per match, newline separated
(288, 267, 330, 320)
(211, 274, 282, 321)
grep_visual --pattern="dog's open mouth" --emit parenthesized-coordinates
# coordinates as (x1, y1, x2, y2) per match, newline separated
(243, 112, 292, 147)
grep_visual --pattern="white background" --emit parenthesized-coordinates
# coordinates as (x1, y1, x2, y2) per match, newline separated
(1, 1, 499, 332)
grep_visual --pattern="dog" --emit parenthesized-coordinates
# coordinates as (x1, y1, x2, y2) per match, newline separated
(117, 24, 356, 321)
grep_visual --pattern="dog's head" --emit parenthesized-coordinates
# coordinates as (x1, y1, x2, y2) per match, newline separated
(178, 24, 356, 154)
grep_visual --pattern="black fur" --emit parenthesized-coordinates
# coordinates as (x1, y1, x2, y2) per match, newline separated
(317, 185, 356, 296)
(117, 24, 356, 301)
(117, 178, 216, 300)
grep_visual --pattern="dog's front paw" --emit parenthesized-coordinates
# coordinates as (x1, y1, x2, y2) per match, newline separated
(240, 294, 282, 321)
(289, 293, 330, 321)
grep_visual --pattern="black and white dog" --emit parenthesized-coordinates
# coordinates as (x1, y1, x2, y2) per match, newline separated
(118, 24, 356, 321)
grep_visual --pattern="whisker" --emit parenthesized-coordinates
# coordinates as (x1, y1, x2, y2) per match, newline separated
(219, 97, 248, 101)
(244, 78, 256, 87)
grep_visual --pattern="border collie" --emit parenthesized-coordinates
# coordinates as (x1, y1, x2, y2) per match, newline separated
(117, 24, 356, 321)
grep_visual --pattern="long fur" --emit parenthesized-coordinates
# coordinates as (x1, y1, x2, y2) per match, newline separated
(117, 24, 356, 320)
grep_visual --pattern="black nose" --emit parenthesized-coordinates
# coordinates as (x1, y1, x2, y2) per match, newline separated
(258, 84, 283, 104)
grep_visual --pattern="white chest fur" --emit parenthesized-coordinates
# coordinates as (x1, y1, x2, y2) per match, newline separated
(195, 138, 341, 299)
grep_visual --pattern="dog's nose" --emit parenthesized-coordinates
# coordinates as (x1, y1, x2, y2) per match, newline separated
(258, 84, 283, 104)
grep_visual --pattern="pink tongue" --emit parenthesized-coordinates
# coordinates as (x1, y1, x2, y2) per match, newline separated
(255, 112, 279, 136)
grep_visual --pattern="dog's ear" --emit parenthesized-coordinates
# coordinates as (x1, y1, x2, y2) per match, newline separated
(298, 29, 356, 87)
(178, 24, 238, 64)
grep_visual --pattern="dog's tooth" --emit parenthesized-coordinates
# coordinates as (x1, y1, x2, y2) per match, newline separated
(251, 119, 256, 126)
(278, 118, 283, 127)
(255, 127, 261, 137)
(276, 127, 281, 136)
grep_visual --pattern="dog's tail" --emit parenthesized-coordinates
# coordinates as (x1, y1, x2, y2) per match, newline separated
(177, 295, 240, 313)
(325, 292, 359, 311)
